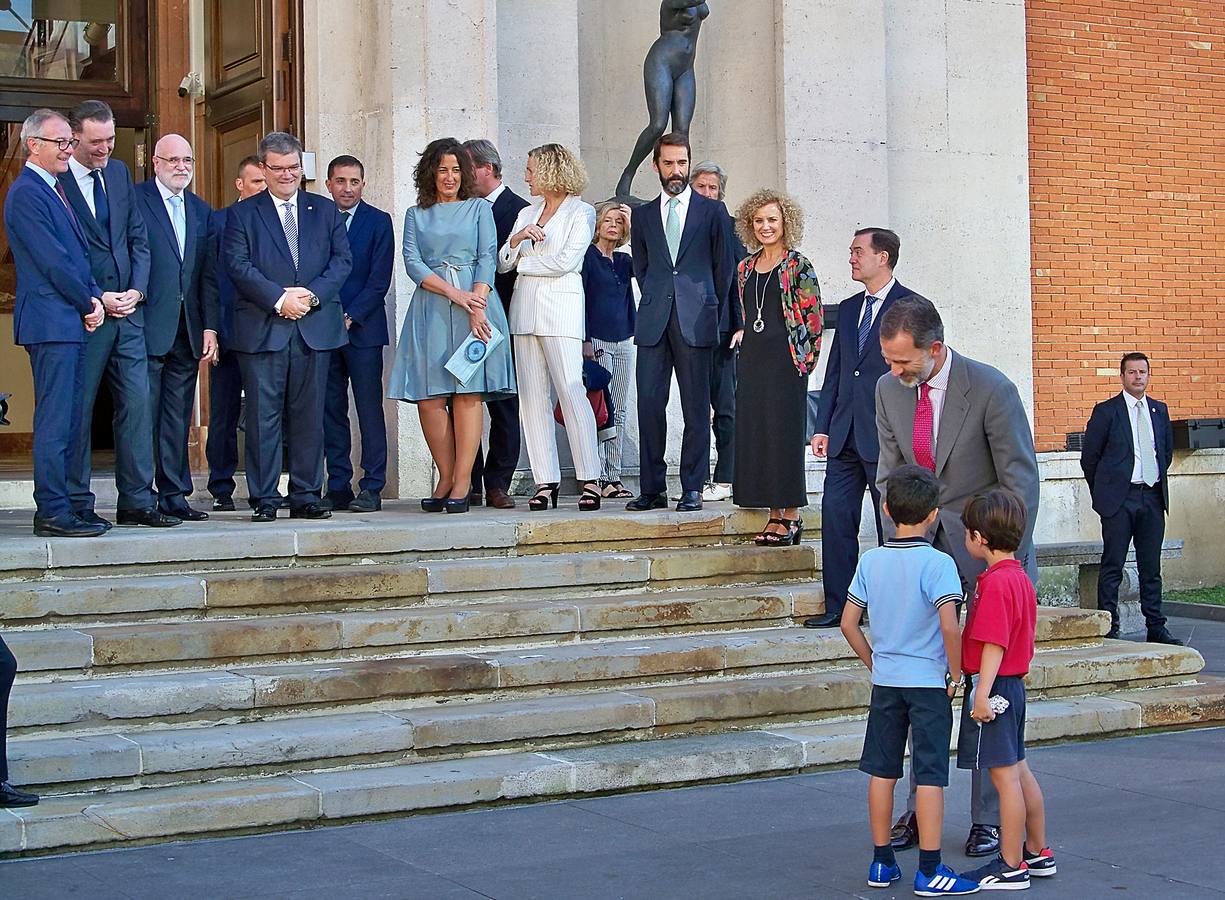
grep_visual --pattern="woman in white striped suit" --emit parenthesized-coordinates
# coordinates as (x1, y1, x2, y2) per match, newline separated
(498, 144, 601, 511)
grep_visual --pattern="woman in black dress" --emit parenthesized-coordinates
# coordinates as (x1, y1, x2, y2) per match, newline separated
(730, 189, 823, 545)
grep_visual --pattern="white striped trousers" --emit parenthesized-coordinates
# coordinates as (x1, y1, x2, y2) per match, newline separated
(590, 337, 635, 482)
(514, 334, 601, 484)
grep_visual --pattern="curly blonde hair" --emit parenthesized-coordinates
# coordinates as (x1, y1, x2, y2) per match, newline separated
(592, 200, 630, 248)
(734, 188, 804, 251)
(528, 143, 588, 196)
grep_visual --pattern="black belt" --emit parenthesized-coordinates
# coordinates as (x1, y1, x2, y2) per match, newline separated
(1129, 481, 1162, 491)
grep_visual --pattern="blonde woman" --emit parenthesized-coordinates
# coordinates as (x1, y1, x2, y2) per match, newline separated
(730, 188, 823, 544)
(498, 144, 601, 511)
(582, 201, 636, 499)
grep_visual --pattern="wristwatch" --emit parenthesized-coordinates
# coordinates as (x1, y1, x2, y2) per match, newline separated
(307, 292, 320, 309)
(945, 672, 964, 690)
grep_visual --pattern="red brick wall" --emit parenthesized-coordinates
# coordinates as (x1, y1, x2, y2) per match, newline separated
(1027, 2, 1225, 451)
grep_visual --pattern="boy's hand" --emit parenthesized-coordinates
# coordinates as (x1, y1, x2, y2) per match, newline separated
(970, 691, 996, 723)
(947, 683, 958, 699)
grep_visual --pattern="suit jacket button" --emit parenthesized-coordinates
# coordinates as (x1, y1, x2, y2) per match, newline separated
(673, 270, 678, 275)
(854, 370, 860, 377)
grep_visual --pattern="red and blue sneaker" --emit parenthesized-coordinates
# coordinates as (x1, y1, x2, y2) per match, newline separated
(869, 861, 902, 888)
(1023, 846, 1056, 877)
(914, 864, 981, 896)
(963, 855, 1030, 890)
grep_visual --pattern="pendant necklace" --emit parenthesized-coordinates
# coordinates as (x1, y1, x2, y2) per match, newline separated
(752, 268, 768, 333)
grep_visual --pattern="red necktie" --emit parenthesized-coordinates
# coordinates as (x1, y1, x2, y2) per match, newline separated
(913, 382, 936, 472)
(54, 181, 79, 227)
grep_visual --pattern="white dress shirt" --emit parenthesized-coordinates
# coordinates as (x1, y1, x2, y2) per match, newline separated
(659, 185, 692, 236)
(68, 155, 103, 217)
(1123, 391, 1160, 484)
(272, 191, 299, 312)
(922, 346, 955, 449)
(860, 276, 895, 330)
(484, 183, 506, 206)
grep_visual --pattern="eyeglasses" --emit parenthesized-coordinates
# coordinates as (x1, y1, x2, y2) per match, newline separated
(32, 136, 80, 151)
(155, 155, 195, 166)
(264, 163, 302, 174)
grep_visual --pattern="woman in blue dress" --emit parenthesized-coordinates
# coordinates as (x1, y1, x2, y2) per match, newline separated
(387, 138, 516, 513)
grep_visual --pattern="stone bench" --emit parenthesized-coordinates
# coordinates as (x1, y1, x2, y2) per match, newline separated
(1035, 539, 1185, 634)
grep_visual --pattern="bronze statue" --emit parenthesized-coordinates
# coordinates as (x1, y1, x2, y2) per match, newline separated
(614, 1, 710, 201)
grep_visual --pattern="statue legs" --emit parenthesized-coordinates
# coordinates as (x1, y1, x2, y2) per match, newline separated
(671, 69, 697, 134)
(615, 61, 677, 199)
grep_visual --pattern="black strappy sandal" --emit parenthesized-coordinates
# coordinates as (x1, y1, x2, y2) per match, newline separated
(762, 517, 804, 546)
(578, 481, 602, 511)
(600, 481, 634, 499)
(528, 483, 560, 511)
(755, 517, 785, 545)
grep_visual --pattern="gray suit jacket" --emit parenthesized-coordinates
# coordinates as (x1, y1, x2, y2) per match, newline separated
(875, 350, 1041, 588)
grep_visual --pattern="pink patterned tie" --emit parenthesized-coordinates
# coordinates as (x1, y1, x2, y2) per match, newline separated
(913, 382, 936, 472)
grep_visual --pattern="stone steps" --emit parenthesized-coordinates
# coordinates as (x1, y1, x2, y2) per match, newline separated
(4, 676, 1222, 856)
(1, 544, 821, 626)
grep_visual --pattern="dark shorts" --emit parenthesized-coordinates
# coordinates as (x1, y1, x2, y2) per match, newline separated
(859, 685, 953, 786)
(957, 675, 1027, 770)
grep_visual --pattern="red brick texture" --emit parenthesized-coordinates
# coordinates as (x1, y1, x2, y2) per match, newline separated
(1026, 2, 1225, 451)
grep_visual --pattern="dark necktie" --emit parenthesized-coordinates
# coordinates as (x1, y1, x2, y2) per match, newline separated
(341, 210, 351, 228)
(857, 294, 876, 356)
(54, 181, 79, 228)
(913, 382, 936, 472)
(90, 169, 111, 230)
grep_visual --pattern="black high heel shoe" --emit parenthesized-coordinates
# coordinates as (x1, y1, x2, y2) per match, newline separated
(421, 497, 446, 512)
(755, 517, 784, 545)
(578, 481, 602, 511)
(528, 483, 560, 511)
(444, 496, 470, 514)
(762, 517, 804, 546)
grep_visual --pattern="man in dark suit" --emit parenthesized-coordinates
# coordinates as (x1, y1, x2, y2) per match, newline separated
(689, 161, 746, 503)
(3, 108, 106, 538)
(205, 156, 266, 511)
(136, 134, 219, 521)
(463, 138, 529, 509)
(59, 100, 178, 529)
(627, 132, 734, 512)
(1080, 352, 1182, 644)
(224, 131, 352, 521)
(805, 228, 915, 628)
(321, 155, 393, 513)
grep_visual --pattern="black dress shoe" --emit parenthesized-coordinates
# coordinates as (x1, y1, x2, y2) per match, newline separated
(965, 824, 1000, 857)
(803, 611, 842, 629)
(626, 492, 667, 511)
(32, 514, 107, 538)
(164, 505, 208, 521)
(322, 493, 353, 513)
(212, 495, 236, 512)
(469, 491, 483, 506)
(1147, 627, 1184, 646)
(676, 490, 702, 512)
(0, 782, 39, 808)
(252, 505, 277, 522)
(77, 509, 113, 530)
(891, 811, 918, 851)
(289, 503, 332, 520)
(1105, 625, 1121, 640)
(348, 490, 382, 512)
(116, 507, 182, 527)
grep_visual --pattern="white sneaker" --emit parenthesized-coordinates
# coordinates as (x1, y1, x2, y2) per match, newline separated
(702, 482, 732, 502)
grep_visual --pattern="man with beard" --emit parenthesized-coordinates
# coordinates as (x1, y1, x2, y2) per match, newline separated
(874, 295, 1040, 860)
(136, 134, 218, 520)
(626, 132, 734, 512)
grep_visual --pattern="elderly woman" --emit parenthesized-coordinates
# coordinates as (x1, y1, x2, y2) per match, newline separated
(498, 144, 601, 511)
(387, 137, 516, 514)
(582, 200, 636, 500)
(730, 189, 822, 544)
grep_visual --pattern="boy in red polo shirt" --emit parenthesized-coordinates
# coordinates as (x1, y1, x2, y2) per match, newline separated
(957, 490, 1055, 891)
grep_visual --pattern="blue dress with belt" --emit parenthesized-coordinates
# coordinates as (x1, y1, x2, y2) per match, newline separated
(387, 198, 516, 402)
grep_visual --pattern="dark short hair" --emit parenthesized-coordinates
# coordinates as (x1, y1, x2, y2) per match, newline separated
(236, 154, 261, 177)
(885, 465, 941, 526)
(854, 227, 900, 269)
(962, 489, 1026, 553)
(69, 99, 114, 131)
(653, 131, 691, 165)
(413, 137, 473, 208)
(327, 154, 364, 179)
(1120, 352, 1150, 373)
(879, 295, 944, 350)
(258, 131, 303, 162)
(462, 139, 502, 177)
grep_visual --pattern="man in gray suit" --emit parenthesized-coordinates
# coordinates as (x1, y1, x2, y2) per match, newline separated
(874, 295, 1040, 859)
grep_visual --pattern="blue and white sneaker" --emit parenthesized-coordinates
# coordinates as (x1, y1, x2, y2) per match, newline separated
(869, 861, 902, 887)
(962, 855, 1030, 890)
(914, 863, 981, 896)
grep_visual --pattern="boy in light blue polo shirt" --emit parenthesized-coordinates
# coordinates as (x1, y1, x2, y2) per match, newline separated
(841, 464, 978, 896)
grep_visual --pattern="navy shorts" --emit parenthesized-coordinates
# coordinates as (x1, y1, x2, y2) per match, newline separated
(957, 674, 1027, 770)
(859, 685, 953, 787)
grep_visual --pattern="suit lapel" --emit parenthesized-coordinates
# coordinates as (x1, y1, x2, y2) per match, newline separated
(141, 183, 183, 264)
(33, 169, 87, 247)
(857, 282, 902, 363)
(257, 193, 297, 269)
(182, 192, 199, 285)
(934, 354, 971, 477)
(346, 202, 368, 252)
(58, 172, 104, 241)
(103, 163, 124, 253)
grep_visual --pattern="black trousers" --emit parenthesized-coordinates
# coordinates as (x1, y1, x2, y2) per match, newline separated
(235, 330, 329, 508)
(206, 349, 243, 500)
(821, 435, 884, 616)
(1, 635, 15, 784)
(636, 306, 713, 495)
(147, 313, 201, 511)
(471, 394, 520, 494)
(324, 343, 388, 497)
(709, 342, 737, 484)
(1098, 483, 1167, 631)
